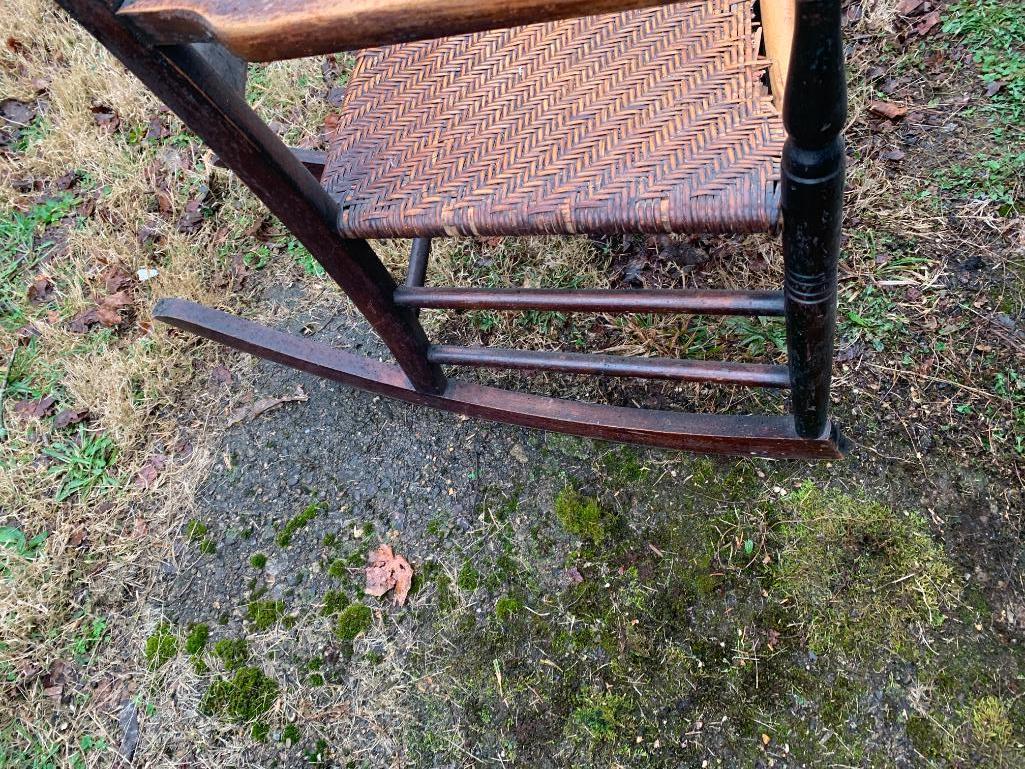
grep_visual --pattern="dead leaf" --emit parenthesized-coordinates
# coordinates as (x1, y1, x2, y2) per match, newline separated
(365, 544, 413, 606)
(913, 10, 941, 36)
(53, 408, 89, 429)
(564, 566, 584, 585)
(69, 291, 134, 332)
(144, 114, 170, 141)
(13, 395, 56, 420)
(135, 454, 167, 489)
(868, 100, 909, 120)
(896, 0, 925, 15)
(209, 365, 232, 387)
(177, 198, 204, 233)
(226, 386, 308, 426)
(89, 104, 120, 133)
(0, 98, 36, 125)
(985, 81, 1005, 98)
(26, 275, 53, 303)
(880, 148, 906, 161)
(101, 265, 133, 294)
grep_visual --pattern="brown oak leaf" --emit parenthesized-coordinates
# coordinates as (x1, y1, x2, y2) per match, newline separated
(13, 395, 56, 420)
(364, 544, 413, 606)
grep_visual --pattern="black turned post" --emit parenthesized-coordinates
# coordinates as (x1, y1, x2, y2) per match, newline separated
(782, 0, 846, 438)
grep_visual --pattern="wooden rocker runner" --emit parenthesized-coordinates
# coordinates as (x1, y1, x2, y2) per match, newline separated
(61, 0, 848, 459)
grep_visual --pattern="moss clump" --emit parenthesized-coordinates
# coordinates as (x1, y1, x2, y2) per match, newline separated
(555, 486, 612, 544)
(322, 532, 338, 547)
(334, 603, 372, 641)
(282, 723, 301, 744)
(969, 696, 1014, 746)
(906, 715, 942, 759)
(251, 722, 270, 742)
(144, 623, 177, 670)
(567, 692, 632, 744)
(772, 483, 955, 656)
(306, 738, 330, 764)
(276, 500, 325, 547)
(249, 552, 267, 569)
(201, 666, 278, 722)
(213, 638, 249, 671)
(456, 561, 480, 591)
(308, 672, 324, 686)
(185, 519, 207, 540)
(327, 559, 347, 579)
(601, 446, 649, 486)
(184, 623, 209, 654)
(247, 599, 284, 630)
(321, 590, 349, 617)
(495, 595, 522, 622)
(199, 539, 216, 555)
(191, 655, 209, 675)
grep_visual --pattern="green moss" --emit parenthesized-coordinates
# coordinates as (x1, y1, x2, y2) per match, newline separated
(334, 603, 372, 641)
(554, 485, 612, 544)
(969, 696, 1014, 746)
(327, 558, 347, 579)
(307, 672, 324, 687)
(213, 638, 249, 671)
(906, 715, 942, 759)
(600, 446, 649, 487)
(276, 500, 325, 547)
(456, 561, 480, 591)
(185, 519, 207, 540)
(199, 538, 216, 555)
(771, 483, 956, 656)
(306, 738, 330, 764)
(495, 595, 522, 622)
(191, 654, 209, 675)
(144, 623, 177, 670)
(436, 572, 456, 612)
(282, 723, 301, 744)
(247, 599, 284, 630)
(184, 623, 209, 654)
(249, 552, 267, 569)
(321, 532, 338, 547)
(251, 721, 270, 742)
(201, 666, 278, 722)
(567, 692, 632, 744)
(321, 589, 349, 616)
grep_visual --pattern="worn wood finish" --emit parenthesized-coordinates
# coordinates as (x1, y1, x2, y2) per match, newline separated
(781, 0, 846, 437)
(59, 0, 445, 394)
(428, 345, 791, 388)
(117, 0, 678, 61)
(395, 287, 786, 317)
(761, 0, 795, 110)
(405, 238, 432, 288)
(155, 299, 844, 458)
(214, 147, 326, 178)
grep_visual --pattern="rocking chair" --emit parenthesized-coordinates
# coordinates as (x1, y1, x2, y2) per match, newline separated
(61, 0, 848, 459)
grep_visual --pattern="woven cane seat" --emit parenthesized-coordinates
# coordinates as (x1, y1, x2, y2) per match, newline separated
(321, 1, 784, 239)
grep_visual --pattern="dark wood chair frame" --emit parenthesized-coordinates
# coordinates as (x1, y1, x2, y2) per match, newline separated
(59, 0, 847, 459)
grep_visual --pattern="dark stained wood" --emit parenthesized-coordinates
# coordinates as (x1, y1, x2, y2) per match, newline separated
(394, 287, 786, 316)
(214, 147, 326, 179)
(428, 345, 791, 388)
(405, 238, 432, 288)
(58, 0, 445, 394)
(155, 298, 845, 459)
(781, 0, 846, 437)
(117, 0, 679, 61)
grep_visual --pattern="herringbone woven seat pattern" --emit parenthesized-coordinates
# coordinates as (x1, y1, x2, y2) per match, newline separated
(322, 1, 784, 239)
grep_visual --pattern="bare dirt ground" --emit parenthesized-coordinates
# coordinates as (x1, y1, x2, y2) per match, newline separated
(2, 0, 1024, 767)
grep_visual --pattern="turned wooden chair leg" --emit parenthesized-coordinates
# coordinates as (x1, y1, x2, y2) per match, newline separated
(782, 0, 846, 438)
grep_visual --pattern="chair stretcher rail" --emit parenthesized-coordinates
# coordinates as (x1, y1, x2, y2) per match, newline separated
(428, 345, 790, 388)
(153, 298, 843, 458)
(117, 0, 679, 61)
(394, 287, 786, 316)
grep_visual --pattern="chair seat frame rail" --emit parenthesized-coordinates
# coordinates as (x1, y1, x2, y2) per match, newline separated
(59, 0, 847, 460)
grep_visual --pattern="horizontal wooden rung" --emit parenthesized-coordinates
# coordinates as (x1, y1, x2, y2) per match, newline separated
(428, 345, 790, 388)
(395, 287, 785, 316)
(117, 0, 678, 62)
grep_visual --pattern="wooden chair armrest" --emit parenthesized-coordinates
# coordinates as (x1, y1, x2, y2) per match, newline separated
(117, 0, 678, 61)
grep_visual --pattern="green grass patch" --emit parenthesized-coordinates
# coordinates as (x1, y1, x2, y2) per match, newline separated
(43, 427, 119, 502)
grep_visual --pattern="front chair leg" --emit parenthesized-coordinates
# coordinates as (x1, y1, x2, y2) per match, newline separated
(782, 0, 847, 438)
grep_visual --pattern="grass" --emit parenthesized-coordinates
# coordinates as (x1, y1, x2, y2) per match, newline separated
(2, 0, 1024, 765)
